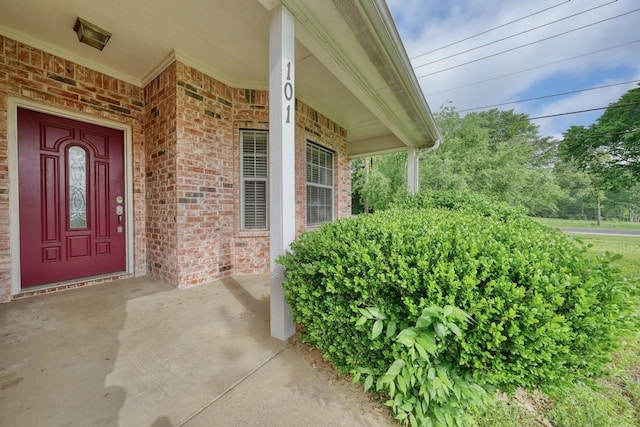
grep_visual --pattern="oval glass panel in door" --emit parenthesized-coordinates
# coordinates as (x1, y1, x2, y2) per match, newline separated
(68, 146, 87, 229)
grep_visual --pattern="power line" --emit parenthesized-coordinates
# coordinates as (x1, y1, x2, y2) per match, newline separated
(457, 79, 640, 113)
(485, 122, 639, 140)
(425, 39, 640, 96)
(416, 7, 640, 77)
(500, 101, 640, 124)
(415, 0, 617, 68)
(410, 1, 572, 60)
(571, 128, 639, 139)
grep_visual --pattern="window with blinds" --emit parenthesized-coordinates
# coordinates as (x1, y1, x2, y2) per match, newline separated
(306, 142, 334, 227)
(241, 130, 268, 230)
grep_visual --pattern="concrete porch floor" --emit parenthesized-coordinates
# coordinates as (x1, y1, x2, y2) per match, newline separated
(0, 275, 394, 427)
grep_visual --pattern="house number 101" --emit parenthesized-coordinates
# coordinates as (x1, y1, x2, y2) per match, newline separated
(284, 61, 293, 123)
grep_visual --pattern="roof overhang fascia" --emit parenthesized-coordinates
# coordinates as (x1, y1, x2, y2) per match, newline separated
(363, 0, 442, 145)
(282, 0, 441, 153)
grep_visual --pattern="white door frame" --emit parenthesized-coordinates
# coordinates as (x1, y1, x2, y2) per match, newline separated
(7, 97, 135, 295)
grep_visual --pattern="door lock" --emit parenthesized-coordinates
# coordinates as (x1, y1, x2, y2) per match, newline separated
(116, 205, 124, 230)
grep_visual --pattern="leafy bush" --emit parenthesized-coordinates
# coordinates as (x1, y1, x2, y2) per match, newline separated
(278, 206, 636, 425)
(394, 189, 527, 221)
(354, 305, 490, 426)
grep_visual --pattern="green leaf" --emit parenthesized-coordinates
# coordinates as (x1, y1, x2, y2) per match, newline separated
(386, 320, 397, 338)
(416, 315, 434, 329)
(386, 359, 406, 377)
(436, 367, 453, 389)
(397, 375, 408, 394)
(434, 323, 447, 338)
(395, 411, 408, 421)
(443, 305, 456, 317)
(444, 411, 454, 426)
(367, 307, 387, 320)
(447, 322, 462, 337)
(355, 316, 368, 327)
(379, 374, 395, 384)
(397, 328, 418, 347)
(443, 305, 469, 322)
(422, 306, 443, 319)
(415, 342, 430, 361)
(358, 308, 373, 319)
(394, 392, 403, 407)
(399, 401, 413, 412)
(372, 319, 383, 339)
(352, 371, 361, 383)
(452, 383, 461, 401)
(433, 406, 446, 426)
(416, 331, 438, 356)
(364, 375, 373, 391)
(428, 367, 436, 381)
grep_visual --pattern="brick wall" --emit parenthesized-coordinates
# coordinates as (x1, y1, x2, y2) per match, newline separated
(174, 62, 236, 287)
(0, 34, 351, 298)
(0, 35, 147, 302)
(144, 63, 178, 285)
(232, 88, 271, 273)
(166, 65, 350, 281)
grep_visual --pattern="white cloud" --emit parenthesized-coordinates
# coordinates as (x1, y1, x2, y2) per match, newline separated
(389, 0, 640, 136)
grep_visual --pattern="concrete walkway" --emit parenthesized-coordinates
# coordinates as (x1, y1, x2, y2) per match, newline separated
(0, 275, 393, 427)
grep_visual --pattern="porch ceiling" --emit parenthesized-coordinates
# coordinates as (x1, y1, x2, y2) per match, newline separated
(0, 0, 440, 157)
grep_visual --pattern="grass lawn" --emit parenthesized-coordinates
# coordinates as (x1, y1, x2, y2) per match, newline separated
(533, 217, 640, 231)
(474, 231, 640, 427)
(571, 234, 640, 280)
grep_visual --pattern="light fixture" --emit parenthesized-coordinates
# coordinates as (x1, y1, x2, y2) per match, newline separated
(74, 17, 111, 51)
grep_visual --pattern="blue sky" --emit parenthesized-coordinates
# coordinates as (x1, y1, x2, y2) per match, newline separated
(387, 0, 640, 138)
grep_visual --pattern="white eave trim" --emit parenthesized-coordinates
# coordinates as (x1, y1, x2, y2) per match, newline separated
(0, 24, 141, 86)
(0, 24, 271, 91)
(284, 0, 441, 149)
(364, 0, 442, 145)
(142, 50, 269, 90)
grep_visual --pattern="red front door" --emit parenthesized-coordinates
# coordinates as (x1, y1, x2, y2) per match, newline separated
(18, 108, 126, 288)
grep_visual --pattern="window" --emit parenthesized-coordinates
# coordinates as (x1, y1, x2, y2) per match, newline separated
(306, 142, 334, 226)
(241, 130, 268, 230)
(68, 146, 87, 229)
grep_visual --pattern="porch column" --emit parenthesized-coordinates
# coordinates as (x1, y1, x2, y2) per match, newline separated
(269, 4, 296, 340)
(407, 147, 419, 193)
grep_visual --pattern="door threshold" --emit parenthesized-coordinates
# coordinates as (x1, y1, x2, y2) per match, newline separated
(14, 271, 131, 299)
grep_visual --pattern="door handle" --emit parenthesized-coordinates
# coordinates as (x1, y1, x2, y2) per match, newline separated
(116, 205, 124, 228)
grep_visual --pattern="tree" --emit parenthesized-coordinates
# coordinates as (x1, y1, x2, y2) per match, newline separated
(560, 85, 640, 187)
(351, 152, 408, 213)
(552, 159, 594, 220)
(419, 106, 563, 215)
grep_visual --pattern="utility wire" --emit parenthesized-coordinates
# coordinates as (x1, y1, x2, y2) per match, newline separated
(425, 39, 640, 96)
(457, 79, 640, 113)
(485, 124, 638, 140)
(410, 0, 572, 60)
(415, 0, 617, 68)
(417, 7, 640, 77)
(499, 101, 640, 124)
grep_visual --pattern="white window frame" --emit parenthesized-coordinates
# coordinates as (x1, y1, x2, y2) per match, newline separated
(240, 130, 269, 230)
(306, 142, 334, 227)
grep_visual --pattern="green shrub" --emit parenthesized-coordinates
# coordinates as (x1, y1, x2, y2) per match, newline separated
(278, 206, 636, 425)
(354, 305, 490, 426)
(393, 189, 527, 221)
